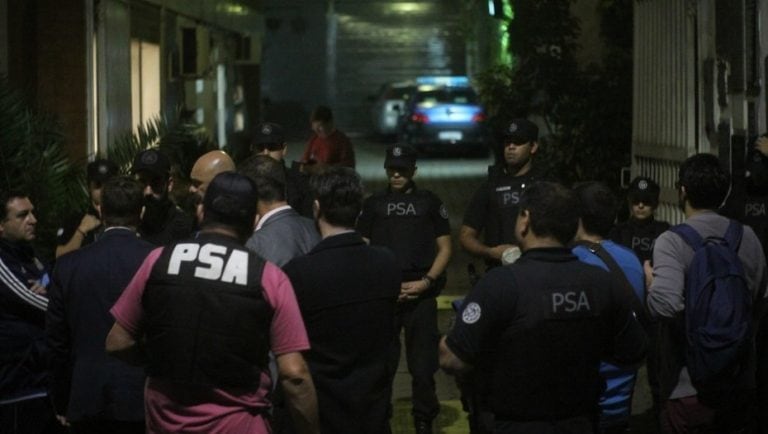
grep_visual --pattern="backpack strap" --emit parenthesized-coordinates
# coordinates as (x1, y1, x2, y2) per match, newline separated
(669, 223, 704, 250)
(723, 220, 744, 252)
(574, 240, 651, 329)
(672, 221, 744, 252)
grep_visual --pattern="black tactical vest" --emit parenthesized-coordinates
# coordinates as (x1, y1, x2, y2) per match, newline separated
(485, 166, 535, 246)
(488, 251, 608, 420)
(143, 234, 272, 388)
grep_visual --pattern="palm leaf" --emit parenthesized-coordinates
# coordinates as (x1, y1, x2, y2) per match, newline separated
(0, 75, 86, 261)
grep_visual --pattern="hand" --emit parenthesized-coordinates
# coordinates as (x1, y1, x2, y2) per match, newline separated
(643, 260, 654, 291)
(398, 279, 429, 302)
(28, 280, 47, 296)
(488, 244, 515, 260)
(55, 415, 70, 427)
(79, 213, 101, 234)
(756, 136, 768, 157)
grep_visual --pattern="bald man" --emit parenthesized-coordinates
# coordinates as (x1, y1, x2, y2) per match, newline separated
(189, 150, 236, 197)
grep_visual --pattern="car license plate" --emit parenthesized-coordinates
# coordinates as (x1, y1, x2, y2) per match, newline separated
(439, 131, 463, 141)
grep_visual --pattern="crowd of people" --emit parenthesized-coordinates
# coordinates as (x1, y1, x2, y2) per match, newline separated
(2, 107, 768, 434)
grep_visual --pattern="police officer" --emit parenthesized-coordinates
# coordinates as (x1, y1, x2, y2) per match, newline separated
(739, 135, 768, 259)
(440, 181, 647, 434)
(460, 118, 539, 269)
(357, 144, 452, 434)
(609, 176, 670, 264)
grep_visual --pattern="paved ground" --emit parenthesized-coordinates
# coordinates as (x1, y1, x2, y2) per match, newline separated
(286, 137, 658, 433)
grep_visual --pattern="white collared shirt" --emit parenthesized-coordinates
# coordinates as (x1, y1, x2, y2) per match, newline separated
(255, 205, 292, 231)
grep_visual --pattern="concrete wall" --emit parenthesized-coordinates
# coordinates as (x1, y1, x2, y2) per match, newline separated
(260, 0, 469, 136)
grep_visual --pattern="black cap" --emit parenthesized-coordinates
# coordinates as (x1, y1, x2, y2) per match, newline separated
(502, 118, 539, 144)
(131, 149, 170, 178)
(628, 176, 660, 204)
(253, 122, 286, 146)
(203, 172, 258, 223)
(86, 158, 119, 184)
(384, 144, 417, 169)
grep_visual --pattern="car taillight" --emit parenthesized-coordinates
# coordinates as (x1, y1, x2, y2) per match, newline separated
(411, 112, 429, 124)
(472, 112, 486, 123)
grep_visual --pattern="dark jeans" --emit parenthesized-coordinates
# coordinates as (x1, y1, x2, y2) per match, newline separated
(0, 397, 66, 434)
(389, 296, 440, 422)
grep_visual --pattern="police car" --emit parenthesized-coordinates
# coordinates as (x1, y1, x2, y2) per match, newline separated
(397, 76, 490, 156)
(370, 81, 417, 137)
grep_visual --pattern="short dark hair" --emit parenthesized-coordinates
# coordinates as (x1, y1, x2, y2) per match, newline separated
(573, 181, 617, 238)
(311, 167, 363, 228)
(238, 155, 287, 202)
(101, 176, 143, 228)
(0, 190, 30, 220)
(518, 181, 579, 245)
(678, 153, 730, 210)
(310, 105, 334, 123)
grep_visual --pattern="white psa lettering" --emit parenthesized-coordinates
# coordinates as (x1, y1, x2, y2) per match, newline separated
(194, 244, 227, 280)
(386, 202, 417, 216)
(746, 202, 766, 216)
(501, 191, 520, 205)
(221, 250, 249, 285)
(168, 244, 198, 274)
(167, 243, 249, 285)
(552, 291, 591, 313)
(631, 236, 653, 251)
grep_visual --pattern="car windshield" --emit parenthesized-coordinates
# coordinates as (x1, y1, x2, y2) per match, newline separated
(415, 88, 477, 105)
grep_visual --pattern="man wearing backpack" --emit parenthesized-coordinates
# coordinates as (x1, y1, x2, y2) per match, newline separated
(645, 153, 768, 433)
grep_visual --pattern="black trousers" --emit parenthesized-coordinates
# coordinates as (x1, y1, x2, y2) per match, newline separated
(0, 397, 66, 434)
(389, 296, 440, 422)
(70, 420, 145, 434)
(494, 416, 595, 434)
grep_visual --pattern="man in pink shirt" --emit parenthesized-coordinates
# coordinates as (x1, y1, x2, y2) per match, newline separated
(300, 105, 355, 173)
(106, 172, 319, 434)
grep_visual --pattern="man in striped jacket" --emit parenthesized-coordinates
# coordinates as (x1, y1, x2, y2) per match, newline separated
(0, 190, 58, 433)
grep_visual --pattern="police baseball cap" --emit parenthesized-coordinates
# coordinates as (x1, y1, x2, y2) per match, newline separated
(502, 118, 539, 144)
(203, 171, 259, 223)
(253, 122, 286, 149)
(627, 176, 660, 205)
(86, 158, 119, 184)
(131, 148, 171, 178)
(384, 144, 417, 169)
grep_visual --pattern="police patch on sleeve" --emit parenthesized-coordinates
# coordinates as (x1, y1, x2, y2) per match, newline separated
(439, 204, 449, 219)
(462, 302, 482, 324)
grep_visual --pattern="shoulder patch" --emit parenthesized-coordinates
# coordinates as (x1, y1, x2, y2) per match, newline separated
(462, 302, 482, 324)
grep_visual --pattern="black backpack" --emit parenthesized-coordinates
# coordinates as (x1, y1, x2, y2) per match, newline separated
(670, 221, 753, 389)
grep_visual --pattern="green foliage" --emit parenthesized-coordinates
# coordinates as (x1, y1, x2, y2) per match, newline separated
(0, 76, 86, 260)
(106, 110, 217, 210)
(474, 0, 633, 189)
(107, 112, 217, 180)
